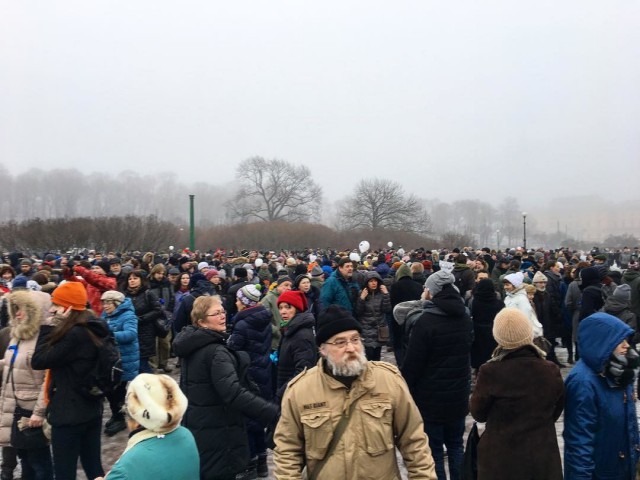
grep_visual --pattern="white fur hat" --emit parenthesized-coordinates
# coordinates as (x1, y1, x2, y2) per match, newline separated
(126, 374, 188, 434)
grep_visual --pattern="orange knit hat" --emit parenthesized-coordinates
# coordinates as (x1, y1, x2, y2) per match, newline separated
(51, 282, 88, 311)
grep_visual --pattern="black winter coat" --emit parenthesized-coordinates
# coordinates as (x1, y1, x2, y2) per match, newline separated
(469, 281, 504, 369)
(126, 287, 164, 358)
(227, 304, 273, 400)
(174, 326, 278, 479)
(148, 277, 175, 315)
(31, 321, 105, 427)
(401, 284, 473, 422)
(533, 290, 562, 339)
(276, 311, 317, 399)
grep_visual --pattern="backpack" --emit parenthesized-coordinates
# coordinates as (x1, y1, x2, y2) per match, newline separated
(82, 322, 123, 397)
(453, 269, 466, 296)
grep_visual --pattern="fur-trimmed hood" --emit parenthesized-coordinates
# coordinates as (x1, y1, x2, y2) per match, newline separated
(7, 290, 43, 340)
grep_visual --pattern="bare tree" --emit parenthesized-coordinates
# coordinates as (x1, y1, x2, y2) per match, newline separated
(225, 157, 322, 223)
(338, 178, 431, 234)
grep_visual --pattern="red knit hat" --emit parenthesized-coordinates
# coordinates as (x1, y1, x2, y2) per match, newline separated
(52, 282, 88, 311)
(277, 290, 308, 313)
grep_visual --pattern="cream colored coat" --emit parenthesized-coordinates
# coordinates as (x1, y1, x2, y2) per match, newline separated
(0, 291, 48, 447)
(274, 359, 436, 480)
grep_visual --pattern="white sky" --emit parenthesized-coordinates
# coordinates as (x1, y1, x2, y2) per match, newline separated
(1, 1, 639, 205)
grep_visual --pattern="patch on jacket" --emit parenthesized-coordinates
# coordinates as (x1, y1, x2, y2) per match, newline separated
(303, 401, 327, 410)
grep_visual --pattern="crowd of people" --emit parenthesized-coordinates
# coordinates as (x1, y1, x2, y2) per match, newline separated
(0, 243, 638, 479)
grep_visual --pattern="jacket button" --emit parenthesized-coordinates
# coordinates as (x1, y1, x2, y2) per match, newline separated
(619, 452, 625, 459)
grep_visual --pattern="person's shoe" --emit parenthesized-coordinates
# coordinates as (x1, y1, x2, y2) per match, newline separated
(105, 416, 116, 428)
(257, 453, 268, 478)
(105, 416, 126, 436)
(235, 458, 257, 480)
(1, 470, 13, 480)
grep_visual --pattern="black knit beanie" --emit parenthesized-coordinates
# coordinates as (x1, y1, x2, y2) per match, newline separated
(316, 305, 362, 346)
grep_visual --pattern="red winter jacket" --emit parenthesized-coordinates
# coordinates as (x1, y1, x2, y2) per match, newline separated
(72, 266, 117, 315)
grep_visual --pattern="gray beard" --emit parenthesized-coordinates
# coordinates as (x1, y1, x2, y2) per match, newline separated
(325, 351, 367, 377)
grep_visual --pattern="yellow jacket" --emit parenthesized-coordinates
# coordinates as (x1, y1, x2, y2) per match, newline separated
(274, 359, 436, 479)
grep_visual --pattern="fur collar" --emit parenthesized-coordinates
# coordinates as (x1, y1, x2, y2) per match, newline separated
(7, 291, 42, 340)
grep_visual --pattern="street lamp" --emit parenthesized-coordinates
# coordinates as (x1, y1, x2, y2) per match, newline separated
(522, 212, 527, 251)
(496, 229, 501, 251)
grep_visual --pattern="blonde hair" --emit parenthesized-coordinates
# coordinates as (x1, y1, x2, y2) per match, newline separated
(191, 296, 222, 326)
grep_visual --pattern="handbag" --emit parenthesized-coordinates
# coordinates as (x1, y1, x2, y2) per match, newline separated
(7, 341, 49, 450)
(461, 422, 480, 480)
(377, 324, 390, 343)
(11, 405, 48, 450)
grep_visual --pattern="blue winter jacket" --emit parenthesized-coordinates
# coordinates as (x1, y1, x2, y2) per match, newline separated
(319, 269, 360, 313)
(102, 298, 140, 381)
(564, 312, 639, 479)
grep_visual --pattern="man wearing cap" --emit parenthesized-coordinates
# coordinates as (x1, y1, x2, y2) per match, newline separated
(274, 305, 436, 479)
(401, 270, 473, 480)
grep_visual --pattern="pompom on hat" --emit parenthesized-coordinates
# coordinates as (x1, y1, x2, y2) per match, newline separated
(493, 308, 533, 350)
(51, 282, 87, 311)
(125, 374, 188, 434)
(237, 284, 262, 307)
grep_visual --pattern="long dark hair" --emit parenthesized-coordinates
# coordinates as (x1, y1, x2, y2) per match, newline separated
(47, 310, 102, 348)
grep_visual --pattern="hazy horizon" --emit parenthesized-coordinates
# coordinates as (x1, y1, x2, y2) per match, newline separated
(2, 1, 639, 206)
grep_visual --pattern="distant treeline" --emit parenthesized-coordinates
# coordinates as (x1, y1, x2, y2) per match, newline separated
(0, 216, 437, 253)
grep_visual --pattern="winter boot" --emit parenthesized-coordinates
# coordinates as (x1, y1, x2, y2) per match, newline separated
(257, 453, 268, 478)
(235, 457, 257, 480)
(105, 414, 126, 436)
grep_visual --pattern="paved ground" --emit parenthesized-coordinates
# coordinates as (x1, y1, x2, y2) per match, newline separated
(30, 346, 571, 479)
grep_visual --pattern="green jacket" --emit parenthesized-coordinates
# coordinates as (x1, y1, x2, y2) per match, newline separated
(106, 426, 199, 480)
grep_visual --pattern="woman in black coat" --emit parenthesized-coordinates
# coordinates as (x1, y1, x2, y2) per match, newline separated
(123, 270, 164, 374)
(32, 282, 106, 480)
(174, 295, 278, 480)
(275, 290, 317, 401)
(469, 279, 504, 369)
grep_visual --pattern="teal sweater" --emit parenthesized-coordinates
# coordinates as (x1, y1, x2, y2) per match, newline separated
(106, 426, 199, 480)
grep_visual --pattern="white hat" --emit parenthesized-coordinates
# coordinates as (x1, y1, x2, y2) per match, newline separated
(197, 261, 209, 271)
(126, 374, 188, 434)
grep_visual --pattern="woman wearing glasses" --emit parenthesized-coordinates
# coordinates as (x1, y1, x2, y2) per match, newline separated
(275, 290, 318, 401)
(173, 296, 278, 480)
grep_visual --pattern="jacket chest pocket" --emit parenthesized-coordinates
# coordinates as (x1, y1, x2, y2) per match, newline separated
(359, 401, 393, 456)
(300, 409, 333, 460)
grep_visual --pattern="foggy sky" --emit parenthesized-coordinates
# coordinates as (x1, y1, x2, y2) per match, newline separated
(2, 1, 639, 206)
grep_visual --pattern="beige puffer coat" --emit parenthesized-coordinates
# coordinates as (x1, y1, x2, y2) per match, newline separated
(274, 359, 436, 479)
(0, 291, 48, 446)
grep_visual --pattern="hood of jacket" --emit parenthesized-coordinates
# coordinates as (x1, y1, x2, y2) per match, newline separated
(395, 264, 411, 280)
(173, 324, 227, 358)
(7, 290, 42, 340)
(375, 263, 391, 278)
(364, 271, 383, 291)
(622, 270, 640, 283)
(284, 311, 315, 337)
(580, 266, 603, 290)
(191, 280, 216, 298)
(430, 284, 467, 317)
(602, 294, 629, 314)
(578, 312, 633, 374)
(234, 304, 272, 330)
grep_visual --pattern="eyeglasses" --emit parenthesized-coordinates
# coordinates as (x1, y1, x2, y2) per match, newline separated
(206, 310, 226, 317)
(325, 336, 361, 348)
